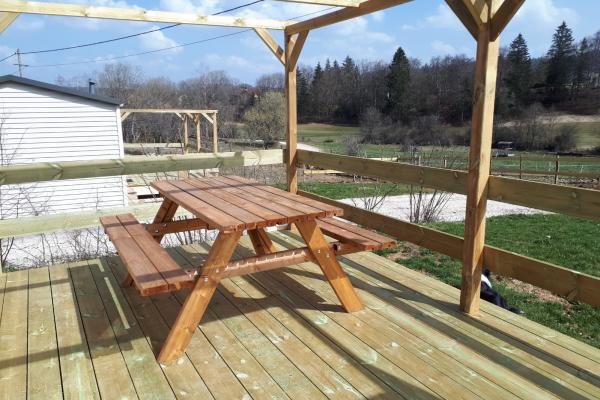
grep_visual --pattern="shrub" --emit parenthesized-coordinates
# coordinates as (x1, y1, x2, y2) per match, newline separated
(243, 92, 285, 147)
(549, 124, 577, 152)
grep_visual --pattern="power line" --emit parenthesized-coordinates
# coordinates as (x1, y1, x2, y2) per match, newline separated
(0, 52, 16, 63)
(20, 0, 266, 56)
(26, 6, 336, 69)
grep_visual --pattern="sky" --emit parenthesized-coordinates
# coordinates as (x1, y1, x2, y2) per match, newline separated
(1, 0, 599, 85)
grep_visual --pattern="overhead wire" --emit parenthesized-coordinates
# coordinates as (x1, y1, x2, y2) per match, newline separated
(20, 0, 266, 56)
(24, 6, 336, 69)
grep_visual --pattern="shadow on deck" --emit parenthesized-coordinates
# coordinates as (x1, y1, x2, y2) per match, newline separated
(1, 231, 599, 399)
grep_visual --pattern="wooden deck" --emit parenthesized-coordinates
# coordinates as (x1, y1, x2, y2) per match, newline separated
(1, 231, 599, 400)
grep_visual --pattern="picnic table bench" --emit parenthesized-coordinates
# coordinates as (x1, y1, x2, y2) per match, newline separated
(101, 175, 396, 364)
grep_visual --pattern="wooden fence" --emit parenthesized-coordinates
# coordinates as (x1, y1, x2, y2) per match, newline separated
(297, 150, 600, 307)
(0, 149, 283, 239)
(0, 148, 598, 308)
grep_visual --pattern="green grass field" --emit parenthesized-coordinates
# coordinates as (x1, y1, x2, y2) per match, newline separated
(376, 214, 600, 348)
(298, 123, 600, 173)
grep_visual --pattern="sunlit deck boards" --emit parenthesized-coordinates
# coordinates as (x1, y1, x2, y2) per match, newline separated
(1, 231, 599, 399)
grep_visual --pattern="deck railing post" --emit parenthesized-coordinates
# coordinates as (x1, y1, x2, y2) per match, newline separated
(460, 10, 500, 315)
(285, 33, 298, 193)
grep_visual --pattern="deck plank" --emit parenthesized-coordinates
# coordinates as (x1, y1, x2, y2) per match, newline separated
(103, 256, 214, 399)
(271, 231, 599, 399)
(0, 269, 28, 400)
(69, 261, 139, 400)
(27, 267, 62, 400)
(49, 263, 100, 400)
(2, 231, 600, 400)
(87, 258, 176, 399)
(342, 250, 600, 398)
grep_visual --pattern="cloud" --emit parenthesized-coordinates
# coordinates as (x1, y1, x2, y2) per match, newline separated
(335, 17, 393, 43)
(371, 11, 384, 22)
(138, 27, 182, 54)
(514, 0, 578, 26)
(13, 17, 46, 31)
(403, 4, 461, 31)
(431, 40, 457, 55)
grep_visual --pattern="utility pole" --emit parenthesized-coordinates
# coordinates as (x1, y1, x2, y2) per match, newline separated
(15, 49, 25, 77)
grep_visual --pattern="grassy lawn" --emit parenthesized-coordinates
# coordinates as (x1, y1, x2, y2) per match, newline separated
(574, 121, 600, 149)
(376, 214, 600, 348)
(273, 181, 412, 200)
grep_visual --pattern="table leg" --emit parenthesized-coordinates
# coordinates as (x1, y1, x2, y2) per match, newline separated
(248, 228, 277, 255)
(157, 230, 241, 364)
(295, 220, 363, 313)
(152, 198, 179, 243)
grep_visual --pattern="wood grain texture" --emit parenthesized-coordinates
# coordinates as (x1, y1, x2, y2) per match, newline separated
(295, 220, 363, 312)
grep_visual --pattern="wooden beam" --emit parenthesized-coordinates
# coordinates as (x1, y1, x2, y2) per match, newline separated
(253, 28, 286, 66)
(144, 218, 208, 237)
(286, 0, 412, 35)
(211, 112, 218, 153)
(297, 150, 468, 194)
(120, 111, 131, 121)
(444, 0, 479, 39)
(200, 112, 213, 124)
(461, 0, 489, 24)
(0, 149, 284, 186)
(288, 31, 309, 71)
(182, 115, 189, 155)
(300, 191, 600, 308)
(490, 0, 524, 40)
(274, 0, 361, 7)
(460, 12, 500, 315)
(0, 11, 19, 32)
(0, 0, 288, 29)
(195, 115, 201, 152)
(285, 33, 298, 193)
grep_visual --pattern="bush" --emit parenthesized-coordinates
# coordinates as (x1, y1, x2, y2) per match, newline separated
(549, 124, 577, 152)
(243, 92, 285, 147)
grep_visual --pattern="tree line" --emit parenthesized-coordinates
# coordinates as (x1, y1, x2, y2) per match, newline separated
(57, 22, 600, 150)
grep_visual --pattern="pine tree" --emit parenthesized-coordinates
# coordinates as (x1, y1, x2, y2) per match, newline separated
(546, 21, 576, 88)
(297, 68, 311, 120)
(505, 33, 532, 106)
(575, 38, 590, 89)
(386, 47, 411, 123)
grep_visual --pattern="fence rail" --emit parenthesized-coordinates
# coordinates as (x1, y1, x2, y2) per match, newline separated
(300, 190, 600, 307)
(0, 149, 283, 186)
(297, 150, 600, 222)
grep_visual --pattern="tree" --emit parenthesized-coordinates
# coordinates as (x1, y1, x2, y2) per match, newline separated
(243, 92, 286, 146)
(386, 47, 411, 123)
(575, 38, 591, 90)
(505, 34, 532, 107)
(297, 67, 311, 121)
(546, 22, 576, 89)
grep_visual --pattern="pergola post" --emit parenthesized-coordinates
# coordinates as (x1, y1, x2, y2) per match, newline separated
(285, 33, 298, 193)
(460, 2, 500, 314)
(182, 115, 189, 155)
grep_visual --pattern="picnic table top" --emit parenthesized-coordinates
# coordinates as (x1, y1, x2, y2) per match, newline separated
(151, 175, 343, 232)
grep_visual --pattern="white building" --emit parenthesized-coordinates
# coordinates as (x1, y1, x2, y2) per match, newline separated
(0, 75, 128, 218)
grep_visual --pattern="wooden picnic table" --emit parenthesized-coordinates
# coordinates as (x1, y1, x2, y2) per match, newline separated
(102, 175, 395, 364)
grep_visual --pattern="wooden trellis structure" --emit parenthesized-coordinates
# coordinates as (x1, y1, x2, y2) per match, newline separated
(2, 0, 599, 319)
(120, 109, 219, 153)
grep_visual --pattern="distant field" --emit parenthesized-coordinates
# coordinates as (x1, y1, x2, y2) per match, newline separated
(297, 123, 600, 174)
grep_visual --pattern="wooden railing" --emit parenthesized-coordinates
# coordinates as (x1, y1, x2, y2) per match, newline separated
(297, 150, 600, 308)
(0, 149, 283, 239)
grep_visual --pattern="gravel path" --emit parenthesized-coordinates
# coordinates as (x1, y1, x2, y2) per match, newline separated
(341, 193, 547, 222)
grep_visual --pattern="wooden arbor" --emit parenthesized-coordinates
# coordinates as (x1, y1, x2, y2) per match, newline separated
(0, 0, 526, 315)
(121, 109, 219, 153)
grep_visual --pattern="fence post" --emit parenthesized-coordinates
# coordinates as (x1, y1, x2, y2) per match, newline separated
(519, 155, 523, 179)
(554, 155, 560, 184)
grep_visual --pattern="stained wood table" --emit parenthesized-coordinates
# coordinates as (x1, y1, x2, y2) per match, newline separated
(149, 175, 365, 364)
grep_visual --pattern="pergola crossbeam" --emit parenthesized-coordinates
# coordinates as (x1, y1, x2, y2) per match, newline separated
(254, 28, 286, 66)
(285, 0, 412, 35)
(461, 0, 489, 24)
(0, 0, 289, 30)
(0, 11, 18, 32)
